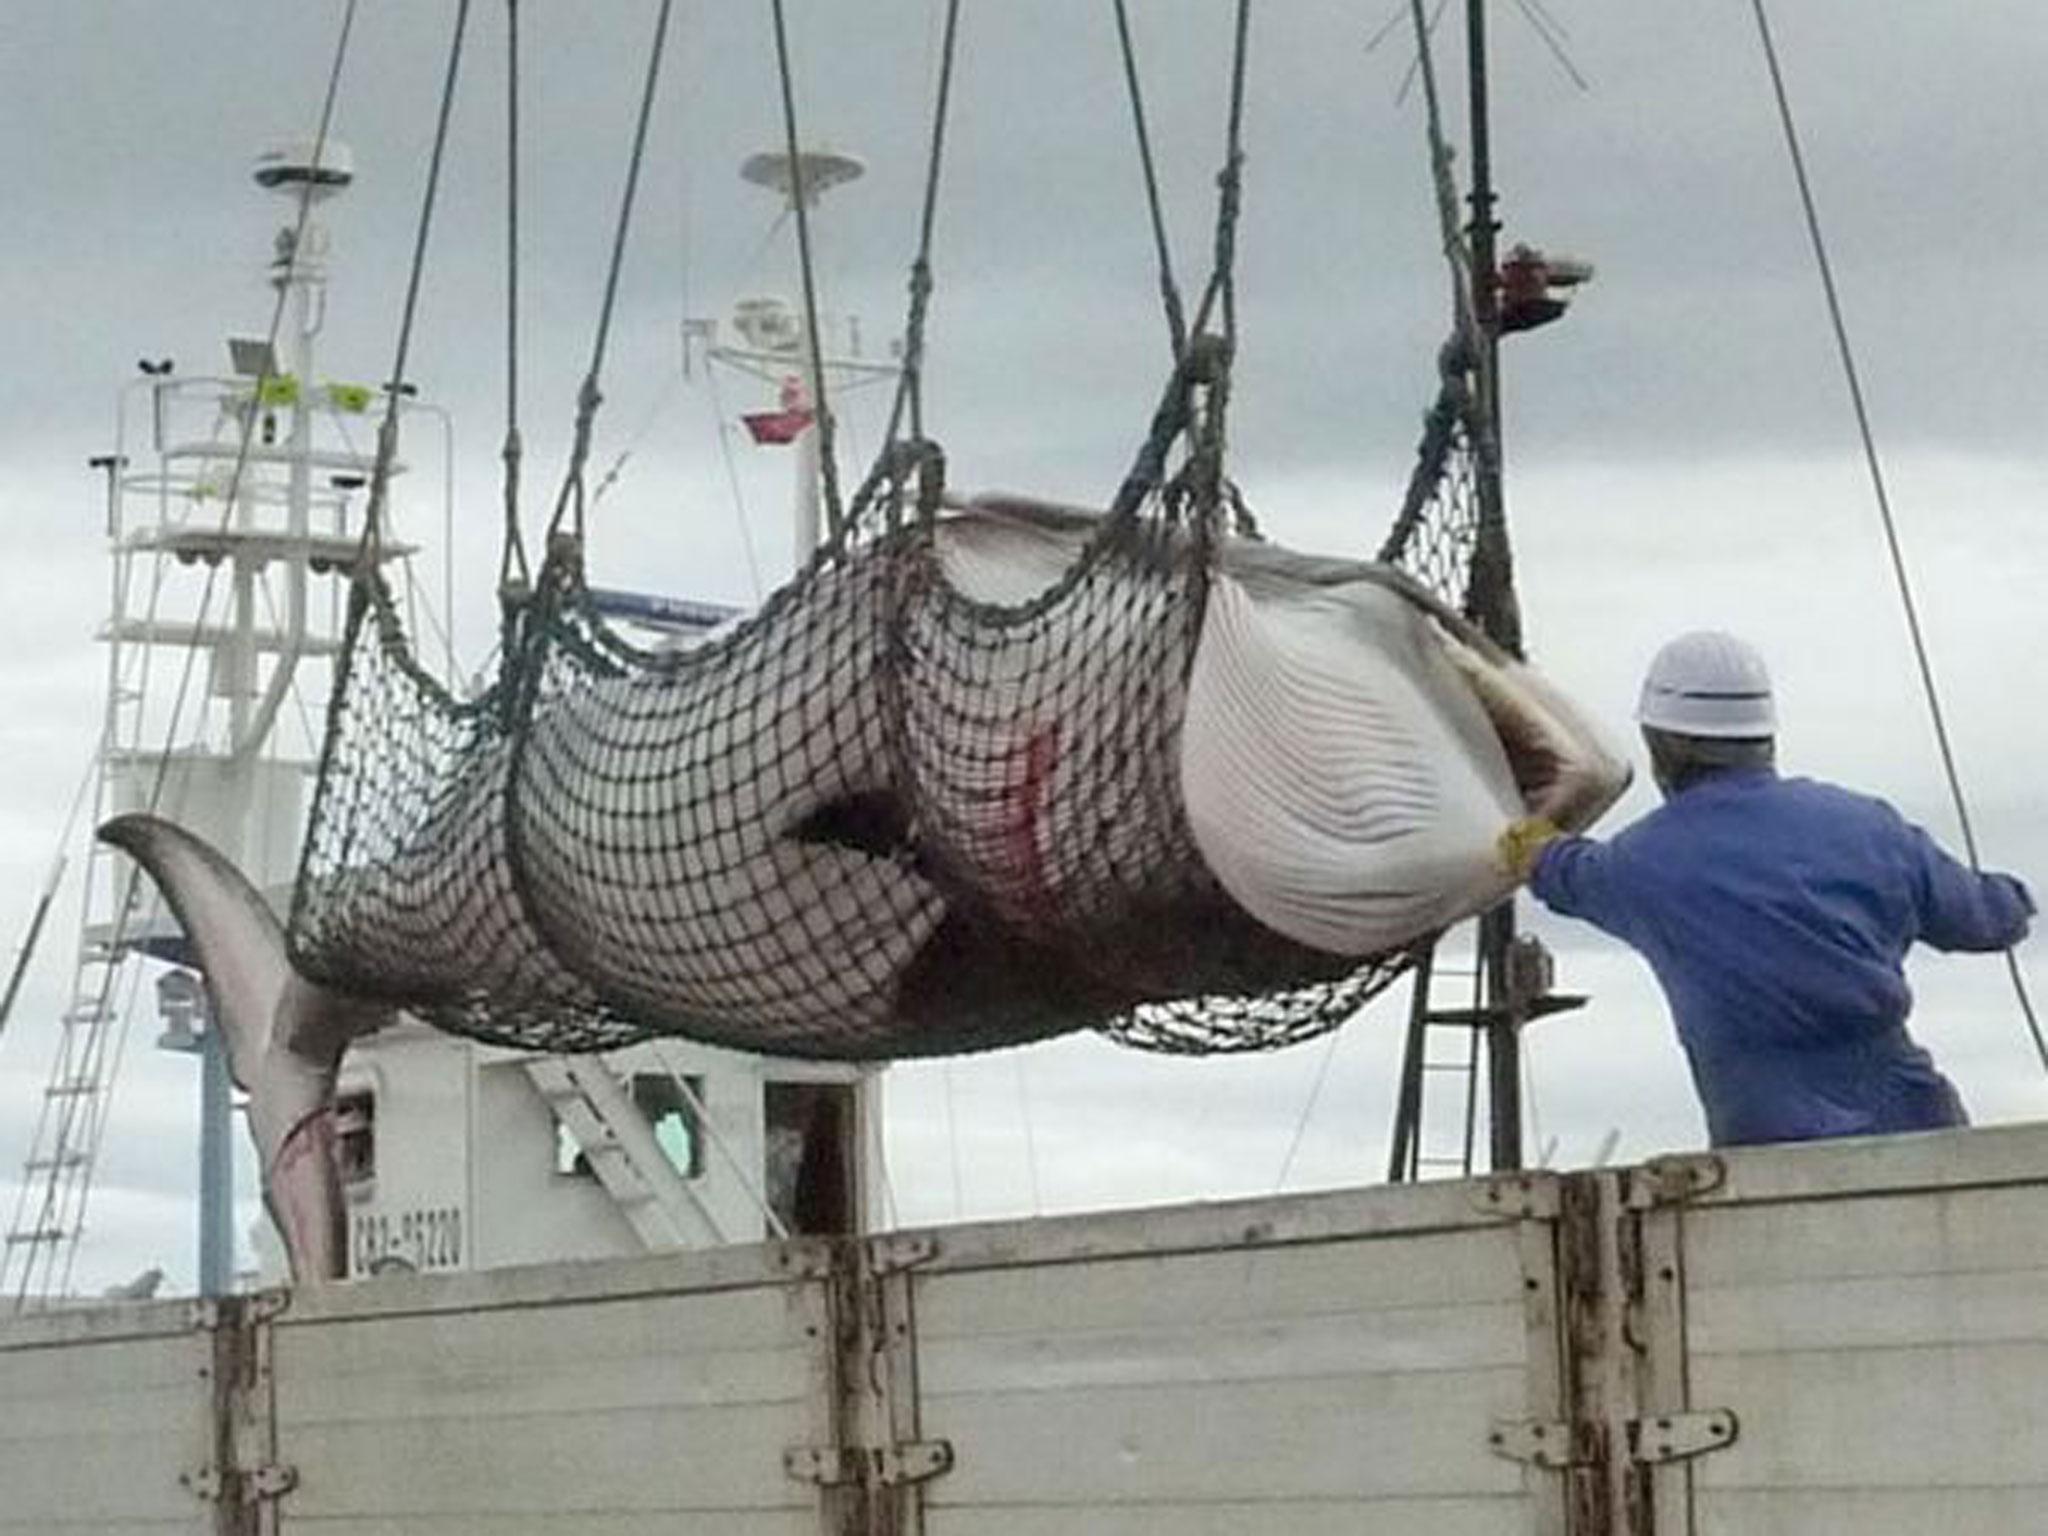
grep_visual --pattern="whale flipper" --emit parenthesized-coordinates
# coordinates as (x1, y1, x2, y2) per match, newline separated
(98, 814, 389, 1282)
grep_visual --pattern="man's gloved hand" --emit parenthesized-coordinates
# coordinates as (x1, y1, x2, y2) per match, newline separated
(1496, 817, 1561, 882)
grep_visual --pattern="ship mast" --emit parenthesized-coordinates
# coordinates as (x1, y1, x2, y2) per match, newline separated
(1461, 0, 1526, 1174)
(1, 143, 429, 1306)
(1385, 0, 1592, 1181)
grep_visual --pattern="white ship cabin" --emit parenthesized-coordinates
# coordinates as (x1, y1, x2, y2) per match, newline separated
(332, 1025, 879, 1282)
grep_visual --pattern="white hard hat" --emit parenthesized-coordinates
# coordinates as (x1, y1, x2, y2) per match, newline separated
(1636, 630, 1775, 738)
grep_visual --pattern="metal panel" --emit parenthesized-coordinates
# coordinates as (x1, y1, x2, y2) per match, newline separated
(902, 1180, 1567, 1536)
(1660, 1124, 2048, 1536)
(0, 1301, 213, 1534)
(267, 1244, 834, 1534)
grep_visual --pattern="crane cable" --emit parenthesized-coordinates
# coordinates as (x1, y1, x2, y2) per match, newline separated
(1749, 0, 2047, 1073)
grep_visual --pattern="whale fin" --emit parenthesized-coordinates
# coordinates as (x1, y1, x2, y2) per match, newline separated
(98, 814, 290, 1092)
(98, 814, 389, 1282)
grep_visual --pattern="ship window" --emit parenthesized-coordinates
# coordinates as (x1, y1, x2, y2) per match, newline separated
(632, 1074, 704, 1179)
(333, 1090, 375, 1188)
(553, 1122, 587, 1178)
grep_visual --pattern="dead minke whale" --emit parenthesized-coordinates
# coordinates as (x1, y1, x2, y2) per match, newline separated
(103, 495, 1628, 1278)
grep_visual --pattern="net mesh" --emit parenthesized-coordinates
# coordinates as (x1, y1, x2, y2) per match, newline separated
(291, 371, 1480, 1061)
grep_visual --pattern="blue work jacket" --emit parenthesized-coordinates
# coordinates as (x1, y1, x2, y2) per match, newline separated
(1530, 768, 2034, 1147)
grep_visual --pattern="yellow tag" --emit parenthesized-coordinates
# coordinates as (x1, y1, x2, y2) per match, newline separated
(325, 381, 374, 413)
(257, 373, 301, 408)
(1497, 817, 1561, 879)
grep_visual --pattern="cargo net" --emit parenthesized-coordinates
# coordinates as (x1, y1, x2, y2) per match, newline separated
(291, 382, 1483, 1060)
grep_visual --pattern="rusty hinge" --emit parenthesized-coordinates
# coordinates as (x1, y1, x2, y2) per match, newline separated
(785, 1440, 954, 1488)
(1486, 1418, 1591, 1470)
(178, 1463, 299, 1504)
(1625, 1154, 1725, 1209)
(1491, 1409, 1737, 1473)
(1629, 1409, 1738, 1464)
(1471, 1172, 1563, 1221)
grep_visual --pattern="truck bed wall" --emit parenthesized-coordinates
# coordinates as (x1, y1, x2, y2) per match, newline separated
(5, 1121, 2046, 1535)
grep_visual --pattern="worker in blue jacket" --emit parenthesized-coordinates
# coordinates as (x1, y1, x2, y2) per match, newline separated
(1498, 630, 2034, 1148)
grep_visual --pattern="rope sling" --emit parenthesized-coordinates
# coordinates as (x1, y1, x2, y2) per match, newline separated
(287, 2, 1508, 1061)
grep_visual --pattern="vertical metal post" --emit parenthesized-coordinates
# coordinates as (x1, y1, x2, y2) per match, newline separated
(198, 1018, 234, 1297)
(1387, 945, 1434, 1182)
(794, 373, 823, 558)
(1466, 0, 1524, 1174)
(1463, 0, 1514, 653)
(1480, 904, 1522, 1172)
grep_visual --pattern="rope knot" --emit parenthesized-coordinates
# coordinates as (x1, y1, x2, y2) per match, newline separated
(545, 529, 584, 574)
(1184, 331, 1233, 384)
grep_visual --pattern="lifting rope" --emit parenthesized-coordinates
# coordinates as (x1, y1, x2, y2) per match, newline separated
(359, 0, 471, 563)
(498, 0, 530, 597)
(1112, 0, 1190, 363)
(768, 0, 848, 541)
(541, 0, 677, 551)
(1374, 0, 1485, 612)
(291, 1, 1479, 1066)
(1748, 0, 2047, 1072)
(1402, 0, 1478, 346)
(844, 0, 964, 509)
(899, 0, 964, 452)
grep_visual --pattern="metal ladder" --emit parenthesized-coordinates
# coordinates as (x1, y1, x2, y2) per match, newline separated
(1, 514, 161, 1303)
(1387, 911, 1583, 1181)
(2, 437, 268, 1304)
(523, 1056, 727, 1249)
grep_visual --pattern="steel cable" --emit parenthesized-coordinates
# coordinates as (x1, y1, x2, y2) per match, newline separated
(1749, 0, 2047, 1071)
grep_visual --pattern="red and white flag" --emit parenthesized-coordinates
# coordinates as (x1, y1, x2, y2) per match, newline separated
(742, 375, 815, 445)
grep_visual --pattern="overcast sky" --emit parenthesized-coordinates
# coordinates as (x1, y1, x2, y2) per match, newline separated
(3, 1, 2047, 1293)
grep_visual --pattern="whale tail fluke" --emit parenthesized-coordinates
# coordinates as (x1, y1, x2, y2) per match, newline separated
(97, 814, 389, 1282)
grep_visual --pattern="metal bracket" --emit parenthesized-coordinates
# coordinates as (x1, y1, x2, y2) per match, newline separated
(1486, 1418, 1586, 1470)
(1626, 1155, 1726, 1209)
(245, 1288, 291, 1323)
(247, 1463, 300, 1498)
(769, 1239, 837, 1281)
(177, 1463, 298, 1504)
(1629, 1409, 1738, 1464)
(1472, 1173, 1562, 1221)
(179, 1465, 225, 1503)
(874, 1441, 954, 1486)
(867, 1233, 939, 1274)
(784, 1446, 850, 1486)
(785, 1440, 954, 1488)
